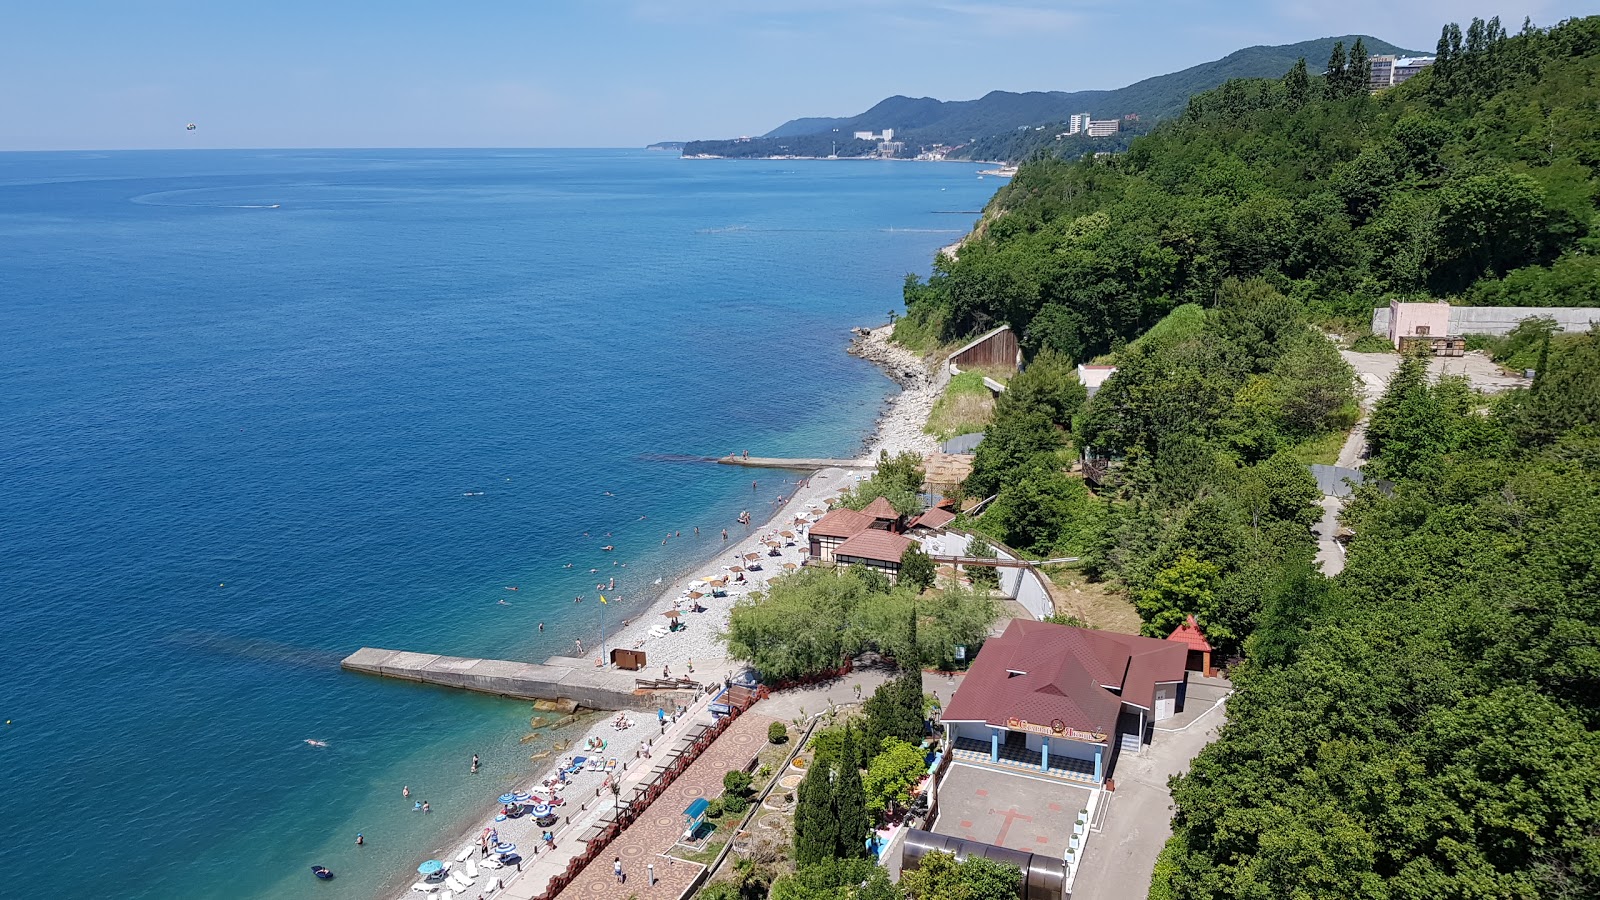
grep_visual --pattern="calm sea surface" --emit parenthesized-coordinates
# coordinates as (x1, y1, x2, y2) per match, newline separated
(0, 149, 993, 899)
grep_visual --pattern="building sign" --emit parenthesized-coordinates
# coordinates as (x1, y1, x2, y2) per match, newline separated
(1004, 716, 1107, 743)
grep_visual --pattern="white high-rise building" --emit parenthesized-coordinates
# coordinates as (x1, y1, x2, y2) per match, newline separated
(1086, 119, 1120, 137)
(1068, 113, 1092, 135)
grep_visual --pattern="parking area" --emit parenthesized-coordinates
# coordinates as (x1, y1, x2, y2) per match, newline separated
(1070, 675, 1231, 900)
(931, 763, 1093, 853)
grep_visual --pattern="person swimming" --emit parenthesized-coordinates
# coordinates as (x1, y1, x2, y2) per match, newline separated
(305, 739, 328, 748)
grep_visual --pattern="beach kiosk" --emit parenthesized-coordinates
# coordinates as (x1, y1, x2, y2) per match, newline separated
(683, 798, 710, 840)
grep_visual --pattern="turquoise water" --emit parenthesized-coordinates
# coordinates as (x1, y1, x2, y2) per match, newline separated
(0, 149, 992, 899)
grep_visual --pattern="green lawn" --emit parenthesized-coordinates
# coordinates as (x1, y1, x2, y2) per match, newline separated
(925, 371, 996, 440)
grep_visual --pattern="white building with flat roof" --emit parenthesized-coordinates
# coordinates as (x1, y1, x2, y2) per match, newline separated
(1086, 119, 1120, 137)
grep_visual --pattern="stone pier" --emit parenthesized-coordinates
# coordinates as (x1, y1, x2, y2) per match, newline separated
(341, 648, 661, 711)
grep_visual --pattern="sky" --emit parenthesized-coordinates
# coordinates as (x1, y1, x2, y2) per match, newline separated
(0, 1, 1589, 150)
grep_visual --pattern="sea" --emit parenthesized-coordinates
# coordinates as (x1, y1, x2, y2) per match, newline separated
(0, 149, 995, 899)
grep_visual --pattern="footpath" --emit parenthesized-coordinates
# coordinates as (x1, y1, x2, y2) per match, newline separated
(494, 689, 774, 900)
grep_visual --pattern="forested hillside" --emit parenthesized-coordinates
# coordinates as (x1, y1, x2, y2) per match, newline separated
(897, 17, 1600, 360)
(891, 16, 1600, 899)
(753, 35, 1415, 155)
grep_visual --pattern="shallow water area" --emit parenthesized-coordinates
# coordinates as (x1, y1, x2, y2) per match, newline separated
(0, 149, 993, 899)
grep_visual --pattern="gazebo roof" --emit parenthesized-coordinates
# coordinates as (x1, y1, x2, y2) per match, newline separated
(1166, 615, 1213, 653)
(861, 496, 900, 521)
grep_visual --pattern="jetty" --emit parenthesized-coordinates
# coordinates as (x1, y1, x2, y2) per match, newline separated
(341, 648, 689, 711)
(715, 455, 867, 470)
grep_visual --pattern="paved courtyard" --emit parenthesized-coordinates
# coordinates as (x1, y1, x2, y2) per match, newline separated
(931, 763, 1092, 854)
(548, 710, 776, 900)
(1070, 676, 1231, 900)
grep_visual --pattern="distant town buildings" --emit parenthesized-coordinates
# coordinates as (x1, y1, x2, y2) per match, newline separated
(1064, 114, 1120, 137)
(852, 128, 895, 141)
(1367, 55, 1436, 91)
(1067, 113, 1092, 135)
(1086, 119, 1120, 137)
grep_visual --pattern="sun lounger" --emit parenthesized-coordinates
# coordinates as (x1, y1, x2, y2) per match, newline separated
(455, 844, 474, 862)
(564, 756, 588, 774)
(411, 883, 437, 894)
(439, 891, 453, 900)
(479, 857, 503, 869)
(605, 757, 618, 773)
(465, 860, 479, 879)
(649, 627, 668, 637)
(449, 872, 473, 891)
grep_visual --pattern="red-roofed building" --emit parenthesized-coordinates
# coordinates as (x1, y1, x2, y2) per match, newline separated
(834, 529, 915, 582)
(909, 506, 956, 532)
(1167, 615, 1215, 676)
(941, 619, 1188, 785)
(808, 508, 874, 562)
(860, 496, 905, 532)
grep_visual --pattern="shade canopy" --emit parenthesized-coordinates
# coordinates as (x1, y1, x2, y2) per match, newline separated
(684, 797, 710, 820)
(417, 860, 444, 875)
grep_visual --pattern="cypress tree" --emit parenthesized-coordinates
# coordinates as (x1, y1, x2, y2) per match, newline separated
(1325, 42, 1347, 97)
(1283, 58, 1310, 108)
(833, 724, 872, 858)
(1349, 38, 1368, 96)
(793, 758, 837, 867)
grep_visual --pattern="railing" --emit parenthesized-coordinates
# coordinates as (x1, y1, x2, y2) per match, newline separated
(529, 705, 744, 900)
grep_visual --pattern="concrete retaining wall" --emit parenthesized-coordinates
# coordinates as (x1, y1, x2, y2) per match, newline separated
(919, 529, 1054, 621)
(1372, 305, 1600, 337)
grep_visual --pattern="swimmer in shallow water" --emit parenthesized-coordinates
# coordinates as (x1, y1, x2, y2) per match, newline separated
(305, 739, 328, 748)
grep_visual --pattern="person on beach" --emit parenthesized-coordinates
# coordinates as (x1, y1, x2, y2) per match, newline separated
(575, 639, 584, 654)
(614, 857, 625, 883)
(687, 658, 694, 673)
(743, 450, 749, 460)
(663, 664, 670, 679)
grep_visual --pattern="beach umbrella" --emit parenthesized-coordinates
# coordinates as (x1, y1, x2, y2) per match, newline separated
(743, 552, 760, 561)
(782, 562, 797, 570)
(493, 843, 516, 854)
(529, 802, 551, 816)
(727, 566, 743, 573)
(497, 793, 517, 804)
(511, 791, 532, 803)
(663, 610, 681, 618)
(418, 860, 445, 876)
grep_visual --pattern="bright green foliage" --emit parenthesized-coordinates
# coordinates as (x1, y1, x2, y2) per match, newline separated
(722, 769, 752, 797)
(901, 851, 1022, 900)
(901, 16, 1600, 359)
(863, 738, 927, 816)
(979, 452, 1102, 556)
(722, 568, 878, 682)
(898, 545, 936, 593)
(1158, 310, 1600, 897)
(832, 726, 872, 858)
(769, 858, 898, 900)
(767, 721, 788, 744)
(1134, 552, 1220, 638)
(840, 450, 926, 516)
(863, 672, 926, 759)
(792, 758, 837, 868)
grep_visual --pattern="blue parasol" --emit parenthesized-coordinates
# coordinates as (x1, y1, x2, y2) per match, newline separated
(417, 860, 444, 876)
(497, 793, 517, 804)
(511, 791, 532, 802)
(529, 802, 551, 816)
(492, 842, 516, 854)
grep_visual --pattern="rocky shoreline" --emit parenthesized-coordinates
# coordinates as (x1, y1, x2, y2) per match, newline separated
(849, 324, 942, 459)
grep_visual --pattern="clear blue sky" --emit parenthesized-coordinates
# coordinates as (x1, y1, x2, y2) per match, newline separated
(1, 1, 1586, 150)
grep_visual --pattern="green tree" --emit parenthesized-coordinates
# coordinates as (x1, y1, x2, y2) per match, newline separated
(723, 568, 877, 682)
(1283, 57, 1310, 108)
(901, 851, 1022, 900)
(792, 757, 837, 868)
(863, 738, 927, 816)
(863, 671, 926, 758)
(832, 725, 872, 858)
(898, 545, 936, 593)
(840, 450, 927, 516)
(963, 535, 1001, 589)
(1134, 552, 1220, 638)
(770, 858, 899, 900)
(965, 409, 1063, 498)
(723, 769, 752, 798)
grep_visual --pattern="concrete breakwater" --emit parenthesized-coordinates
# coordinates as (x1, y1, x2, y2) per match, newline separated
(341, 647, 668, 711)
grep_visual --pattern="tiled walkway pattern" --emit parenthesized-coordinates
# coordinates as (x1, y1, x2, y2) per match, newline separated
(553, 711, 776, 900)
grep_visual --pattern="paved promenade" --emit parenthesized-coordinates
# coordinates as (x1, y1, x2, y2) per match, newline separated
(552, 710, 776, 900)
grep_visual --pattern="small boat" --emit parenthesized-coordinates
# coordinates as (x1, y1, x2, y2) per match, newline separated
(311, 866, 334, 880)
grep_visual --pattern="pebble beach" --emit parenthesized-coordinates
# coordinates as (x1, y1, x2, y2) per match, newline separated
(388, 323, 941, 898)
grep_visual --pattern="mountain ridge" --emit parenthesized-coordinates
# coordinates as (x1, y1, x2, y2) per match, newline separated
(755, 35, 1419, 148)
